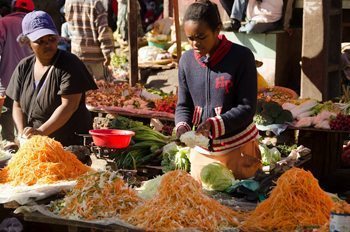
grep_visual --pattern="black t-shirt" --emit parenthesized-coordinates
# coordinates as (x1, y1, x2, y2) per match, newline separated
(6, 50, 98, 145)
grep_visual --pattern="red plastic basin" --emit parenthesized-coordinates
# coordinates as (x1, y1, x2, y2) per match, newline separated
(89, 129, 135, 148)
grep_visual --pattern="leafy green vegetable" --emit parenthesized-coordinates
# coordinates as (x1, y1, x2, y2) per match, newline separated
(276, 144, 298, 156)
(262, 101, 283, 118)
(161, 142, 190, 173)
(109, 116, 169, 169)
(254, 101, 293, 125)
(311, 101, 335, 115)
(111, 53, 128, 68)
(137, 175, 163, 199)
(259, 144, 281, 166)
(274, 110, 293, 124)
(200, 162, 234, 191)
(111, 116, 143, 130)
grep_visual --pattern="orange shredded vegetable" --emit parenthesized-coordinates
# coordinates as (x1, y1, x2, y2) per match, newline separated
(0, 135, 91, 186)
(122, 170, 240, 231)
(241, 167, 334, 231)
(332, 200, 350, 214)
(52, 171, 141, 220)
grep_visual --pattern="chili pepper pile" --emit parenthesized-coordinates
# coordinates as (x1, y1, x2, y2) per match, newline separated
(154, 95, 177, 114)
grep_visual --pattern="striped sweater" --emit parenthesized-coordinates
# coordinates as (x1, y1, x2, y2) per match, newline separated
(175, 35, 258, 155)
(64, 0, 114, 63)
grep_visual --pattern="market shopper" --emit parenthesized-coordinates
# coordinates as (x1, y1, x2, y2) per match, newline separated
(6, 10, 98, 146)
(175, 0, 261, 181)
(0, 0, 34, 144)
(240, 0, 283, 33)
(64, 0, 114, 81)
(219, 0, 248, 31)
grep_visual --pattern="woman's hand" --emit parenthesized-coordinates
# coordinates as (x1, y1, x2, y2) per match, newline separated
(21, 127, 44, 138)
(196, 121, 212, 138)
(176, 126, 189, 139)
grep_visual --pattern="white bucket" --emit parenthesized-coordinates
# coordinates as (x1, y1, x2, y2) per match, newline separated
(330, 212, 350, 232)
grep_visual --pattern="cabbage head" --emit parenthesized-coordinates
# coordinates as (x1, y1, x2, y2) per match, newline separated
(137, 175, 163, 199)
(200, 162, 234, 191)
(259, 144, 281, 165)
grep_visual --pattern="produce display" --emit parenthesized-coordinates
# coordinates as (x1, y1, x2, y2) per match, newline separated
(258, 86, 298, 105)
(50, 171, 141, 220)
(241, 168, 334, 231)
(107, 116, 170, 169)
(153, 94, 177, 114)
(138, 45, 172, 64)
(161, 142, 190, 173)
(85, 81, 177, 116)
(86, 81, 150, 109)
(122, 170, 240, 231)
(2, 80, 350, 231)
(0, 136, 90, 186)
(254, 100, 293, 125)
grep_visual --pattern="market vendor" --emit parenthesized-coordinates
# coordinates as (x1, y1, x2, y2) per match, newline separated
(6, 10, 98, 146)
(175, 0, 261, 181)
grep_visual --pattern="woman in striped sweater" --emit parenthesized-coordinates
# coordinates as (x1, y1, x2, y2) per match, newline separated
(175, 0, 261, 181)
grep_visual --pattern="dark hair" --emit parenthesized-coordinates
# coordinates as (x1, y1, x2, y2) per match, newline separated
(183, 0, 222, 31)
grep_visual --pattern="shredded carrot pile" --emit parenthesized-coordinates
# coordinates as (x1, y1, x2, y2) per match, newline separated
(332, 199, 350, 214)
(50, 171, 141, 220)
(122, 170, 240, 231)
(0, 135, 91, 186)
(241, 167, 334, 231)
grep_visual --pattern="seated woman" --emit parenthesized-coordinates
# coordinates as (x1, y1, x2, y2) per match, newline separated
(240, 0, 283, 33)
(6, 10, 98, 146)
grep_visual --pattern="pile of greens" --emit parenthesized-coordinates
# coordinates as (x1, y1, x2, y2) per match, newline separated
(161, 142, 190, 173)
(109, 116, 171, 169)
(254, 100, 293, 125)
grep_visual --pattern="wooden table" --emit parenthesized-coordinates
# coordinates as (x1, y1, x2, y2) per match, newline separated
(88, 105, 175, 122)
(286, 126, 350, 192)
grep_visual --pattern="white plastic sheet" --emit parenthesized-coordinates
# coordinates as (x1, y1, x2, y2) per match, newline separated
(0, 181, 76, 205)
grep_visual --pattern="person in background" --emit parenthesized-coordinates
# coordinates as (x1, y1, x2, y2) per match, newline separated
(239, 0, 283, 33)
(65, 0, 114, 81)
(6, 11, 97, 146)
(0, 0, 11, 17)
(115, 0, 144, 44)
(0, 0, 34, 145)
(175, 0, 261, 181)
(219, 0, 248, 31)
(108, 0, 118, 31)
(32, 0, 63, 34)
(57, 5, 71, 52)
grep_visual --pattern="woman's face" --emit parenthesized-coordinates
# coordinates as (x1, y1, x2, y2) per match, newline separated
(30, 35, 58, 61)
(184, 20, 220, 57)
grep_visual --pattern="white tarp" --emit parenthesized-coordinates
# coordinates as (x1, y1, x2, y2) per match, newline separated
(0, 181, 76, 205)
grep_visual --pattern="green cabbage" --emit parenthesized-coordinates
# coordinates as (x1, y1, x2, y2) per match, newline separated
(161, 142, 190, 173)
(137, 175, 163, 199)
(259, 144, 281, 166)
(200, 162, 234, 191)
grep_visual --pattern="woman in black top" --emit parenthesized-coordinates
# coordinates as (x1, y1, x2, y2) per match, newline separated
(6, 11, 97, 146)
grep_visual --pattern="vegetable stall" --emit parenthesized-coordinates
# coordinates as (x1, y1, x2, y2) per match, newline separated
(1, 84, 350, 231)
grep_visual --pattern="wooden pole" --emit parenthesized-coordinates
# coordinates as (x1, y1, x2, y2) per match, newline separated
(163, 0, 174, 18)
(128, 0, 138, 86)
(173, 0, 182, 62)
